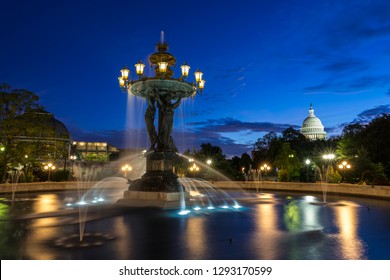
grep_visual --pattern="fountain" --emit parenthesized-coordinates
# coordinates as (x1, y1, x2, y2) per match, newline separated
(311, 164, 342, 207)
(49, 164, 123, 248)
(2, 164, 26, 202)
(116, 33, 205, 209)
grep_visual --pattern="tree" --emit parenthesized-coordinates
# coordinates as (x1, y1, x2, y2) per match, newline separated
(274, 142, 301, 181)
(282, 127, 313, 159)
(252, 131, 280, 166)
(336, 123, 365, 159)
(327, 166, 342, 183)
(337, 115, 390, 183)
(363, 114, 390, 178)
(239, 152, 253, 180)
(178, 143, 237, 180)
(227, 156, 245, 180)
(0, 84, 44, 181)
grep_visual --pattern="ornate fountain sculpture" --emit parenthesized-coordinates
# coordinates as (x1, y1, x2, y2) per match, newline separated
(117, 33, 205, 208)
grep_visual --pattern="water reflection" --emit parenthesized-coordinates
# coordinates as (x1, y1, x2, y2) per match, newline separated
(26, 194, 62, 259)
(184, 216, 207, 259)
(111, 216, 132, 259)
(300, 198, 322, 231)
(253, 196, 282, 259)
(284, 199, 301, 232)
(333, 201, 365, 259)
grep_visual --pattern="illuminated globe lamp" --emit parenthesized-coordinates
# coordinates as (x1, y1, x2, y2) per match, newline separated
(44, 163, 56, 182)
(338, 161, 351, 183)
(338, 161, 351, 170)
(189, 163, 200, 172)
(117, 33, 205, 208)
(260, 163, 271, 180)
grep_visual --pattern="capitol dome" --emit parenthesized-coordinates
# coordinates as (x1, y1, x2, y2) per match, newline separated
(300, 104, 326, 140)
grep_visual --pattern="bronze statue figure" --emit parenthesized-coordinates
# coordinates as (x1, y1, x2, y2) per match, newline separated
(145, 94, 158, 150)
(144, 89, 182, 151)
(156, 92, 182, 150)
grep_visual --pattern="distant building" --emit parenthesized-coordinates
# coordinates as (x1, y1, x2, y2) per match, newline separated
(73, 141, 119, 162)
(300, 104, 326, 140)
(14, 109, 73, 164)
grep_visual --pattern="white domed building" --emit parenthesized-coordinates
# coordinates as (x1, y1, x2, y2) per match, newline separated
(300, 104, 327, 140)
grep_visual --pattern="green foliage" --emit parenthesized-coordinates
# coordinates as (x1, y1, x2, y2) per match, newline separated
(337, 115, 390, 183)
(51, 169, 71, 182)
(278, 168, 289, 182)
(83, 153, 108, 162)
(253, 131, 281, 165)
(239, 153, 253, 171)
(176, 143, 243, 180)
(0, 84, 44, 181)
(274, 142, 301, 181)
(327, 166, 342, 183)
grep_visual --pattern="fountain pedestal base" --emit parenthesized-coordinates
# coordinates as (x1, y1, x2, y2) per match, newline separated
(117, 151, 189, 209)
(117, 191, 189, 209)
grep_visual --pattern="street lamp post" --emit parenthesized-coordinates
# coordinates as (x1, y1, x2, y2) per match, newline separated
(70, 155, 77, 174)
(44, 163, 56, 182)
(260, 164, 271, 181)
(189, 163, 200, 172)
(206, 159, 213, 181)
(189, 163, 200, 178)
(338, 161, 351, 183)
(121, 164, 132, 178)
(305, 159, 311, 182)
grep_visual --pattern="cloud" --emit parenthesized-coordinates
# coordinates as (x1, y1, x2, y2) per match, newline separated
(183, 118, 300, 156)
(348, 75, 390, 89)
(324, 2, 390, 49)
(352, 104, 390, 124)
(320, 58, 369, 74)
(304, 74, 390, 95)
(299, 1, 390, 95)
(188, 118, 299, 133)
(325, 105, 390, 136)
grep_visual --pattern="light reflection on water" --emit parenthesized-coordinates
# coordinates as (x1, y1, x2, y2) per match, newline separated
(0, 190, 389, 260)
(26, 194, 63, 259)
(333, 202, 364, 259)
(253, 198, 282, 259)
(185, 216, 207, 259)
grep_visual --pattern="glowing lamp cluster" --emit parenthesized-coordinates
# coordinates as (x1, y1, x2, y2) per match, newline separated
(260, 163, 271, 171)
(118, 35, 205, 97)
(189, 163, 200, 172)
(44, 163, 55, 171)
(119, 63, 205, 92)
(338, 161, 351, 170)
(121, 164, 132, 172)
(43, 163, 56, 182)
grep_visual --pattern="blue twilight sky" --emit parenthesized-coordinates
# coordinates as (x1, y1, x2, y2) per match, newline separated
(1, 0, 390, 156)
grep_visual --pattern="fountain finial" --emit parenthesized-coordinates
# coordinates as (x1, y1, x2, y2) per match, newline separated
(157, 31, 168, 52)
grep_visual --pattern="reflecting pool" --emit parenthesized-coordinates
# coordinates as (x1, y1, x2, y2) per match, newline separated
(1, 190, 390, 260)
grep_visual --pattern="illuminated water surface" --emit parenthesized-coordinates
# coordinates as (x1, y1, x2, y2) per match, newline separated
(1, 191, 390, 260)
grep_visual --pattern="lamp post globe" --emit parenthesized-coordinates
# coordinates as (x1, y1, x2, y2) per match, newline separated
(338, 160, 351, 183)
